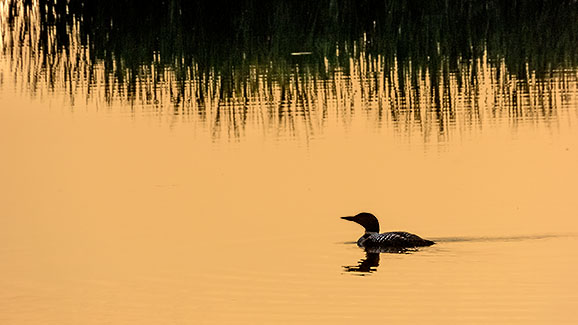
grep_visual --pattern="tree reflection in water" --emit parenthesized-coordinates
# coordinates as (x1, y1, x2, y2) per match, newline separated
(2, 0, 577, 143)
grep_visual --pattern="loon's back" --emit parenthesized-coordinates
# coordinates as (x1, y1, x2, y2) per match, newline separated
(358, 231, 434, 248)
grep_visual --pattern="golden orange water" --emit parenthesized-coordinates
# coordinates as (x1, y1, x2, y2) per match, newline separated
(2, 3, 578, 324)
(2, 68, 578, 323)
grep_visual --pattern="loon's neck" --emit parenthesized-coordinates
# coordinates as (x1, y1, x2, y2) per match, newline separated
(360, 218, 380, 233)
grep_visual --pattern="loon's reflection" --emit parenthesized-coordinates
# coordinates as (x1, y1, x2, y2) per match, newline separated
(342, 247, 417, 275)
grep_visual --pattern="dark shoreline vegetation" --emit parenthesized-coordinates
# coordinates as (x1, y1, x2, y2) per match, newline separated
(2, 0, 578, 139)
(5, 0, 576, 70)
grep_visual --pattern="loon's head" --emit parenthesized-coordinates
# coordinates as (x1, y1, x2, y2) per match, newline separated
(341, 212, 380, 233)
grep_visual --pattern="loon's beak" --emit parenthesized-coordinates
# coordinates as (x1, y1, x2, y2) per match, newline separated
(341, 216, 356, 221)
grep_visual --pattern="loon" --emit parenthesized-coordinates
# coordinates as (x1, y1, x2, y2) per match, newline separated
(342, 212, 435, 248)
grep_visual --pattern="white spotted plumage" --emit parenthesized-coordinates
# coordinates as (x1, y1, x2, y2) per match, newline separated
(357, 231, 433, 248)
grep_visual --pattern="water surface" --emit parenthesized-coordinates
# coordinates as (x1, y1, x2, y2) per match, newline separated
(1, 1, 578, 324)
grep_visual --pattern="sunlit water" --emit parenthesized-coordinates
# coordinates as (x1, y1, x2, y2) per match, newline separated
(1, 1, 578, 324)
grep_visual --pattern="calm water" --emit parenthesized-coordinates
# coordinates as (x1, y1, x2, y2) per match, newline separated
(1, 1, 578, 324)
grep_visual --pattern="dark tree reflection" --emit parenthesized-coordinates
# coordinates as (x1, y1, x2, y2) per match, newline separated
(2, 0, 577, 142)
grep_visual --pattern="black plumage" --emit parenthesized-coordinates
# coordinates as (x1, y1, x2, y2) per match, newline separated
(342, 212, 434, 248)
